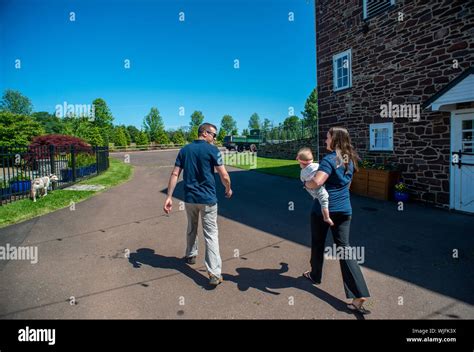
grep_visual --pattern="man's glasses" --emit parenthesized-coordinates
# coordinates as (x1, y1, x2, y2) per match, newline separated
(206, 130, 217, 139)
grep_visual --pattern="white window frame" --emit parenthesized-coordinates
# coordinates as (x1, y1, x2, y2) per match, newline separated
(369, 122, 393, 151)
(332, 49, 352, 92)
(363, 0, 396, 20)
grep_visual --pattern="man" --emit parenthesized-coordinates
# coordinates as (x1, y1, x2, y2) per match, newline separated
(163, 123, 232, 286)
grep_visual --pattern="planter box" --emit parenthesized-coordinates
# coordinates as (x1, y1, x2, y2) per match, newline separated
(76, 167, 86, 178)
(10, 180, 31, 194)
(82, 164, 96, 176)
(0, 187, 12, 200)
(394, 191, 409, 202)
(61, 168, 73, 182)
(61, 164, 96, 181)
(350, 168, 400, 201)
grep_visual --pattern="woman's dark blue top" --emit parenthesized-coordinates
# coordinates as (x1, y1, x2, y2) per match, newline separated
(312, 151, 353, 216)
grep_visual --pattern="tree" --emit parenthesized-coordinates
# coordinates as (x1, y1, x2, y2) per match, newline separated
(248, 113, 260, 130)
(0, 90, 33, 115)
(71, 118, 104, 146)
(32, 111, 64, 134)
(60, 115, 99, 144)
(283, 115, 301, 139)
(188, 125, 199, 142)
(113, 126, 128, 146)
(115, 125, 132, 145)
(29, 134, 91, 149)
(231, 128, 238, 136)
(74, 117, 94, 141)
(262, 118, 272, 132)
(126, 125, 140, 143)
(171, 130, 186, 145)
(92, 98, 114, 127)
(155, 129, 170, 144)
(0, 111, 44, 146)
(283, 115, 300, 130)
(60, 115, 74, 136)
(92, 98, 114, 144)
(220, 115, 237, 134)
(143, 107, 164, 142)
(135, 131, 149, 146)
(83, 126, 104, 146)
(301, 88, 318, 129)
(216, 128, 227, 143)
(190, 111, 204, 128)
(242, 128, 249, 136)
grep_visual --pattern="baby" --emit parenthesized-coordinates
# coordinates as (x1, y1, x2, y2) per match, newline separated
(297, 148, 334, 226)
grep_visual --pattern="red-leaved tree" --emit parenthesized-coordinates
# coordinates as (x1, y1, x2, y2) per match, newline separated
(25, 134, 93, 165)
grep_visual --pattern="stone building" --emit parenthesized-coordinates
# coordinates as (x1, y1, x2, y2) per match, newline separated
(315, 0, 474, 212)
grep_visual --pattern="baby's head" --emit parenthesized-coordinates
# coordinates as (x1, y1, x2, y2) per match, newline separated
(296, 147, 314, 168)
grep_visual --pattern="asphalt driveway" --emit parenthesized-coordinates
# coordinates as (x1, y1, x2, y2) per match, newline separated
(0, 149, 472, 319)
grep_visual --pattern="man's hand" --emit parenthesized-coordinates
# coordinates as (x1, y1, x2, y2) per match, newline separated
(164, 166, 181, 214)
(215, 165, 232, 199)
(163, 197, 173, 214)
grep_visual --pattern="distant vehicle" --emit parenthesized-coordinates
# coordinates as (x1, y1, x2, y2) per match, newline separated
(223, 129, 263, 152)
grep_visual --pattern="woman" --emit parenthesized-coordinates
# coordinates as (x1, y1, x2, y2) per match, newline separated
(303, 126, 371, 314)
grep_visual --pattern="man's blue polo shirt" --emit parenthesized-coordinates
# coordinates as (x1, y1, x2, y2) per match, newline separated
(175, 140, 223, 204)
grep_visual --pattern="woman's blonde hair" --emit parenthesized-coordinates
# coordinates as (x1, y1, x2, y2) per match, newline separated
(328, 126, 359, 173)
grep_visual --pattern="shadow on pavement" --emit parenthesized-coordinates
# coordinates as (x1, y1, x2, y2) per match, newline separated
(128, 248, 217, 291)
(160, 164, 474, 306)
(127, 250, 365, 319)
(223, 262, 365, 319)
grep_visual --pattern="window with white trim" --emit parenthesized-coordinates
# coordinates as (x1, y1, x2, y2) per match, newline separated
(369, 122, 393, 151)
(363, 0, 395, 20)
(462, 119, 473, 153)
(333, 49, 352, 92)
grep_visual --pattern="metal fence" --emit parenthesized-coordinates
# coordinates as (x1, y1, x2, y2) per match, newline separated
(0, 145, 109, 206)
(261, 120, 317, 144)
(109, 143, 185, 152)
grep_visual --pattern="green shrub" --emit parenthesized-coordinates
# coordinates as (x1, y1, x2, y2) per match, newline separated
(394, 182, 408, 193)
(8, 173, 31, 185)
(358, 159, 397, 171)
(68, 153, 96, 168)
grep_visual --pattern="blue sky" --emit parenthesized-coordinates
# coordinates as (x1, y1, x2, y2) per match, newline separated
(0, 0, 316, 131)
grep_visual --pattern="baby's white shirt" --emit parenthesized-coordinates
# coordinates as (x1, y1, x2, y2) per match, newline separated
(300, 162, 320, 182)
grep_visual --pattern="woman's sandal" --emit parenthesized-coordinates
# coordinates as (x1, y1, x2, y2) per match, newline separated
(303, 271, 320, 285)
(347, 303, 371, 315)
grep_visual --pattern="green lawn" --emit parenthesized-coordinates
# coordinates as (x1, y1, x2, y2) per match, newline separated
(78, 157, 133, 188)
(0, 157, 133, 229)
(227, 153, 300, 179)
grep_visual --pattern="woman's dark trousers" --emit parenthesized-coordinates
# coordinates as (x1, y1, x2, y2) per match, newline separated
(309, 212, 370, 299)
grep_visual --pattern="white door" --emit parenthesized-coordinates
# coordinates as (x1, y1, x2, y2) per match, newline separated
(451, 111, 474, 213)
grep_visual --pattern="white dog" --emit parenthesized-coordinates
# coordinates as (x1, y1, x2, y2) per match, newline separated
(30, 174, 59, 202)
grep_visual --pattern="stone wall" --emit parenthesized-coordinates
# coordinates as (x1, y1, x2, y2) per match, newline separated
(257, 138, 318, 160)
(316, 0, 474, 206)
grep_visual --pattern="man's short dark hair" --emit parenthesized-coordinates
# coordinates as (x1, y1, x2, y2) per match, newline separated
(198, 123, 218, 136)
